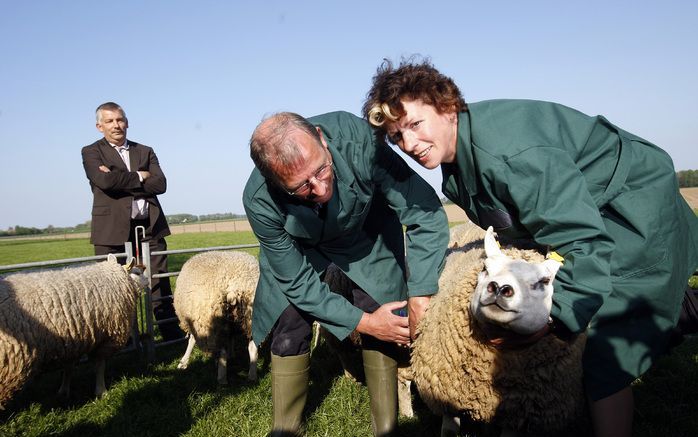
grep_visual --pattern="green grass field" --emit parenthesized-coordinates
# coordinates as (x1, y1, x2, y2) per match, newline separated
(1, 232, 697, 436)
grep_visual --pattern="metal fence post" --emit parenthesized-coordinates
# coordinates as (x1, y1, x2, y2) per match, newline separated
(124, 242, 142, 354)
(141, 242, 156, 363)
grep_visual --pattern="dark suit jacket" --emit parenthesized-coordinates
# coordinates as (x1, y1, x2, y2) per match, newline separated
(81, 138, 170, 246)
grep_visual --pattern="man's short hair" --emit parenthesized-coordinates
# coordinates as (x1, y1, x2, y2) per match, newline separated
(249, 112, 323, 183)
(96, 102, 126, 122)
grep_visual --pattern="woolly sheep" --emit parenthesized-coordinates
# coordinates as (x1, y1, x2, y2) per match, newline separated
(174, 250, 259, 385)
(448, 222, 487, 251)
(0, 254, 146, 409)
(412, 227, 586, 436)
(323, 223, 525, 419)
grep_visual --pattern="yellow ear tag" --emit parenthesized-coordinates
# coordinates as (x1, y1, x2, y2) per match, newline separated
(546, 251, 564, 264)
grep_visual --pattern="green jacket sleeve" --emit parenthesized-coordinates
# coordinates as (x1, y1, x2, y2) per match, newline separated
(498, 146, 615, 332)
(244, 198, 364, 338)
(371, 143, 449, 296)
(325, 114, 448, 296)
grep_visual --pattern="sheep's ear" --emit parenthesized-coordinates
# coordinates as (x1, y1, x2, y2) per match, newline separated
(107, 253, 117, 263)
(124, 257, 136, 272)
(484, 226, 504, 259)
(540, 259, 562, 279)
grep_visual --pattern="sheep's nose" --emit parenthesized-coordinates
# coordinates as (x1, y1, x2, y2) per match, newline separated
(486, 281, 514, 298)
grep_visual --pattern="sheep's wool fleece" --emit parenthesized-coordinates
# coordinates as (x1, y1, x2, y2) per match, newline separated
(0, 260, 140, 409)
(174, 251, 258, 353)
(448, 222, 487, 249)
(412, 244, 587, 433)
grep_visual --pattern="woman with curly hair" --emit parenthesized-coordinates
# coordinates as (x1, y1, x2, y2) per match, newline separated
(363, 58, 698, 437)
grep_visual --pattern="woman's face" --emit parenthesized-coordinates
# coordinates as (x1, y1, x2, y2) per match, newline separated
(385, 99, 458, 169)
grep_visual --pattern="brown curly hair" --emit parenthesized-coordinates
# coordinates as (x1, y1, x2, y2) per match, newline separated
(362, 57, 466, 136)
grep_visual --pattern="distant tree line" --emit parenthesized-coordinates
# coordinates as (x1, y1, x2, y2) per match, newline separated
(0, 213, 248, 236)
(0, 222, 91, 237)
(677, 170, 698, 188)
(166, 212, 247, 224)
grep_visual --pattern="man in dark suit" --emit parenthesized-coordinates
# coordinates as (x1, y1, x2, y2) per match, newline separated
(81, 101, 182, 341)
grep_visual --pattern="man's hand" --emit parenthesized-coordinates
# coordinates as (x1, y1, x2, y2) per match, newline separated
(137, 170, 151, 180)
(98, 165, 111, 173)
(408, 296, 431, 341)
(356, 301, 410, 345)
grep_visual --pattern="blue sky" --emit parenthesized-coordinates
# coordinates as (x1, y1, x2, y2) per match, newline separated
(1, 1, 696, 229)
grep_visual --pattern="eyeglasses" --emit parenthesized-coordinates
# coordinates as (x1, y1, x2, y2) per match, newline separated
(285, 158, 334, 197)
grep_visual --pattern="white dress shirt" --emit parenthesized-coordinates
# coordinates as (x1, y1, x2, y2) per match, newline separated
(111, 141, 149, 219)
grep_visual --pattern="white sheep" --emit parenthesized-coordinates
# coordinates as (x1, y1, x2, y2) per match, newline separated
(174, 250, 259, 384)
(385, 222, 490, 419)
(322, 224, 500, 420)
(448, 221, 487, 251)
(0, 254, 146, 409)
(412, 227, 586, 436)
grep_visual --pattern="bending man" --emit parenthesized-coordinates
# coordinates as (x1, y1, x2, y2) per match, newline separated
(243, 111, 448, 436)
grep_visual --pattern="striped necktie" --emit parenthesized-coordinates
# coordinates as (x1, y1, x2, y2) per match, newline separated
(116, 146, 130, 170)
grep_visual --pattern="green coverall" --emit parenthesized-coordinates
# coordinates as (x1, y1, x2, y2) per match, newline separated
(441, 99, 698, 399)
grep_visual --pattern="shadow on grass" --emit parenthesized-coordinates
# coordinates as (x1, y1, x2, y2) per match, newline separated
(1, 340, 267, 437)
(305, 340, 354, 421)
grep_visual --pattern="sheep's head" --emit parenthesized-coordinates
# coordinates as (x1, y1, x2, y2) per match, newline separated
(470, 227, 561, 335)
(108, 254, 148, 289)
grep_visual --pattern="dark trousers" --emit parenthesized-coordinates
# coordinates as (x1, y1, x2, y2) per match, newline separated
(270, 287, 399, 358)
(678, 286, 698, 334)
(94, 219, 182, 341)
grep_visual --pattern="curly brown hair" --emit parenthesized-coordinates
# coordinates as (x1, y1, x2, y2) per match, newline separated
(362, 58, 466, 135)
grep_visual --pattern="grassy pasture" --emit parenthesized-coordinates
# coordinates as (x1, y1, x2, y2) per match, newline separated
(0, 232, 697, 436)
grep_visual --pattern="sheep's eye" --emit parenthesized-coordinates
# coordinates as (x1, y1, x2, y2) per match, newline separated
(533, 277, 551, 289)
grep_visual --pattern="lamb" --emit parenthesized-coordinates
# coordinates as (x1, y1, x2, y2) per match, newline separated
(411, 227, 587, 436)
(174, 250, 259, 385)
(0, 254, 146, 409)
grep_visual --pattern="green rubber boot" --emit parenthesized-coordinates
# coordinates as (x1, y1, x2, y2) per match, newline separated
(270, 353, 310, 437)
(362, 349, 398, 436)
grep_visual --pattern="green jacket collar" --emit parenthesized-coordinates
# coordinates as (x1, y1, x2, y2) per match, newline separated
(441, 111, 479, 199)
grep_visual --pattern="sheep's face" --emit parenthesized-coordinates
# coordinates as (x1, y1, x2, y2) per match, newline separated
(470, 227, 561, 335)
(128, 266, 149, 289)
(114, 255, 148, 289)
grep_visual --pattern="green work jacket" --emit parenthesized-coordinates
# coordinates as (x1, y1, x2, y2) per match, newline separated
(442, 99, 698, 398)
(244, 111, 448, 345)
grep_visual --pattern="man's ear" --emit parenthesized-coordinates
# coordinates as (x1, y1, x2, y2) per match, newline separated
(316, 127, 329, 148)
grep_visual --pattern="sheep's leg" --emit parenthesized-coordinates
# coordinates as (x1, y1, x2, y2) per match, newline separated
(310, 321, 320, 352)
(397, 379, 414, 417)
(177, 334, 196, 370)
(247, 339, 258, 381)
(58, 363, 74, 398)
(94, 357, 107, 397)
(217, 347, 229, 385)
(441, 414, 461, 437)
(217, 348, 229, 385)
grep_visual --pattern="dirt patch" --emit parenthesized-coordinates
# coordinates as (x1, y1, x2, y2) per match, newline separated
(681, 187, 698, 210)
